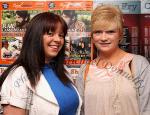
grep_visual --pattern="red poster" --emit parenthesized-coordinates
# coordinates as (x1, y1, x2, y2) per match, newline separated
(140, 14, 150, 61)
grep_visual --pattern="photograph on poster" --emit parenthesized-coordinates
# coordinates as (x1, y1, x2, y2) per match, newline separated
(2, 10, 42, 32)
(65, 36, 91, 60)
(119, 26, 131, 52)
(1, 37, 22, 60)
(2, 10, 29, 32)
(50, 10, 91, 32)
(0, 65, 8, 76)
(61, 10, 87, 32)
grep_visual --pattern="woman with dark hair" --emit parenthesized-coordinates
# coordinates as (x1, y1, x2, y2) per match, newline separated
(0, 12, 82, 115)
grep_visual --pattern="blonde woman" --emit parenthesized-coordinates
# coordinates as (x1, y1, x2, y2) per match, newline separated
(76, 5, 150, 115)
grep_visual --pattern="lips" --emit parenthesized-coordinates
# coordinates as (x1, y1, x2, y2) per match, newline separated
(98, 42, 111, 47)
(49, 45, 59, 49)
(99, 42, 111, 45)
(100, 43, 110, 44)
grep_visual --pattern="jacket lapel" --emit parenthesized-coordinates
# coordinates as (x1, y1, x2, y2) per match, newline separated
(26, 74, 58, 106)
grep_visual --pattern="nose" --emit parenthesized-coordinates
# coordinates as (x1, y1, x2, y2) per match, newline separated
(16, 17, 18, 21)
(54, 34, 61, 42)
(16, 16, 19, 21)
(101, 32, 107, 41)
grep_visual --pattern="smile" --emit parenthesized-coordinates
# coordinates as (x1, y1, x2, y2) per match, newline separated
(99, 43, 111, 45)
(49, 45, 59, 49)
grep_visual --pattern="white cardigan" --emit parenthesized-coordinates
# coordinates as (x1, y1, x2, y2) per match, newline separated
(1, 66, 82, 115)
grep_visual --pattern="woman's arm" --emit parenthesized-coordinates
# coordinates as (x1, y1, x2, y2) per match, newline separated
(1, 66, 31, 115)
(75, 64, 87, 115)
(139, 65, 150, 115)
(133, 55, 150, 115)
(3, 105, 27, 115)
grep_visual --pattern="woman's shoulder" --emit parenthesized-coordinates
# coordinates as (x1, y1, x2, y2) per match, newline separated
(4, 66, 28, 84)
(1, 66, 31, 110)
(131, 54, 150, 76)
(9, 66, 27, 76)
(132, 54, 149, 65)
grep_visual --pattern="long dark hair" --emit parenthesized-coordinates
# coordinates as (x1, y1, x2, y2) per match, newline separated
(0, 12, 71, 88)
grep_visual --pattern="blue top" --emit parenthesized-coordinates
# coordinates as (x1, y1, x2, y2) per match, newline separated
(42, 64, 79, 115)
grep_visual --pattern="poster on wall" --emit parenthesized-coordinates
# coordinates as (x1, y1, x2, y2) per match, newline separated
(0, 0, 93, 80)
(123, 14, 140, 54)
(140, 0, 150, 62)
(0, 1, 44, 65)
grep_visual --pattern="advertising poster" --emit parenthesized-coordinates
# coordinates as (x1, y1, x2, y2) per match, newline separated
(140, 0, 150, 62)
(0, 1, 44, 65)
(123, 14, 140, 54)
(0, 0, 93, 80)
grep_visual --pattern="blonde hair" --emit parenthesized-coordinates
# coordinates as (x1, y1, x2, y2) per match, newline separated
(91, 4, 123, 38)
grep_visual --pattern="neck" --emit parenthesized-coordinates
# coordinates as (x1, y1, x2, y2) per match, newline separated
(45, 58, 53, 64)
(97, 48, 127, 65)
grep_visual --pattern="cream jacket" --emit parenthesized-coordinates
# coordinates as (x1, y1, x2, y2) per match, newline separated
(1, 66, 82, 115)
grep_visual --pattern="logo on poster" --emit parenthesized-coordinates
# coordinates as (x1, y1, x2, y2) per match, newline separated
(2, 24, 22, 32)
(2, 3, 9, 9)
(48, 2, 55, 8)
(145, 2, 150, 9)
(122, 3, 137, 11)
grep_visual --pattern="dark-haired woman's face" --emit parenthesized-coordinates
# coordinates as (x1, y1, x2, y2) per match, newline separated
(43, 24, 65, 63)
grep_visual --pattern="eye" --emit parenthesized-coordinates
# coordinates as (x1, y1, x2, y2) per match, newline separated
(93, 31, 102, 34)
(106, 30, 116, 34)
(58, 33, 64, 38)
(47, 31, 54, 37)
(94, 30, 102, 34)
(93, 30, 102, 36)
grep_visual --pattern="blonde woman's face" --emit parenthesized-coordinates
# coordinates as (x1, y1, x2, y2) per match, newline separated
(92, 28, 120, 53)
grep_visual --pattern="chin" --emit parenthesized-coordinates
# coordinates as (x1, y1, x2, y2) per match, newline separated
(100, 49, 112, 53)
(100, 48, 110, 51)
(50, 53, 59, 58)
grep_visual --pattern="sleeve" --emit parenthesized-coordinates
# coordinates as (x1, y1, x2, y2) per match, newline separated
(139, 64, 150, 115)
(133, 56, 150, 115)
(0, 67, 30, 109)
(75, 64, 86, 115)
(75, 64, 86, 100)
(64, 65, 74, 82)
